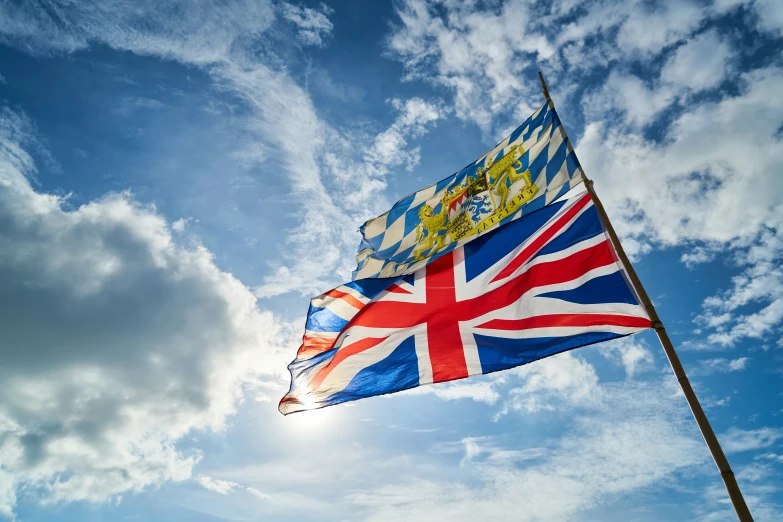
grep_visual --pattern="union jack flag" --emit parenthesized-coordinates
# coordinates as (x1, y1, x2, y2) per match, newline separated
(279, 191, 652, 415)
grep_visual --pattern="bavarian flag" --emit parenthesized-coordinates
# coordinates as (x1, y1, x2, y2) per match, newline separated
(353, 101, 585, 280)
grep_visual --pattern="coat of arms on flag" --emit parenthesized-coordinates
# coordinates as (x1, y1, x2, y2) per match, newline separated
(279, 192, 651, 414)
(353, 100, 585, 280)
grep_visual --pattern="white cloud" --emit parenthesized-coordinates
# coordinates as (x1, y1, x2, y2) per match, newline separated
(171, 217, 187, 233)
(0, 0, 369, 300)
(430, 437, 547, 466)
(761, 453, 783, 465)
(577, 64, 783, 259)
(195, 475, 241, 495)
(0, 0, 276, 63)
(0, 1, 344, 302)
(615, 0, 705, 56)
(661, 29, 734, 92)
(246, 486, 271, 500)
(696, 228, 783, 347)
(0, 6, 453, 515)
(598, 337, 656, 378)
(385, 0, 721, 131)
(697, 467, 783, 521)
(364, 97, 447, 172)
(578, 65, 783, 347)
(401, 378, 503, 405)
(755, 0, 783, 36)
(349, 374, 706, 521)
(681, 245, 717, 267)
(584, 70, 676, 129)
(253, 95, 448, 297)
(720, 427, 783, 453)
(0, 470, 14, 520)
(497, 352, 600, 415)
(387, 0, 554, 131)
(692, 357, 750, 375)
(279, 2, 334, 47)
(0, 109, 294, 514)
(584, 29, 735, 130)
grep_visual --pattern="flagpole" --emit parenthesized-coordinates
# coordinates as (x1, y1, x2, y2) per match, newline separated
(537, 72, 753, 522)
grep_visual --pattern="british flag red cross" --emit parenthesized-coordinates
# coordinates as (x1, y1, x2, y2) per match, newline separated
(280, 191, 652, 415)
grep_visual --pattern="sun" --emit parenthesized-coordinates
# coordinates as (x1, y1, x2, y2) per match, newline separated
(284, 404, 336, 431)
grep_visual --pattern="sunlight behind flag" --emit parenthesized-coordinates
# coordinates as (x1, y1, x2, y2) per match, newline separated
(280, 191, 651, 415)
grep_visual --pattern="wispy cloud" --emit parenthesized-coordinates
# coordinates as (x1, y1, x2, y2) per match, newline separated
(720, 427, 783, 453)
(598, 336, 656, 379)
(196, 475, 241, 495)
(280, 2, 334, 47)
(348, 372, 707, 521)
(253, 94, 448, 297)
(400, 377, 503, 405)
(430, 437, 547, 467)
(246, 486, 271, 500)
(111, 95, 165, 114)
(692, 357, 750, 376)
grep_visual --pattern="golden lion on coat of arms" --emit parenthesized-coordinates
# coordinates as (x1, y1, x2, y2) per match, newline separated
(411, 144, 538, 261)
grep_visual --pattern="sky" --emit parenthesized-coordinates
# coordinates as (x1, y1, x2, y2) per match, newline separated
(0, 0, 781, 520)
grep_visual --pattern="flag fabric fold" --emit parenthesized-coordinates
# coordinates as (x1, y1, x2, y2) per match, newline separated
(353, 101, 585, 280)
(280, 191, 651, 415)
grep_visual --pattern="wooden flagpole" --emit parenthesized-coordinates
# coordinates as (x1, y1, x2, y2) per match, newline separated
(536, 72, 753, 522)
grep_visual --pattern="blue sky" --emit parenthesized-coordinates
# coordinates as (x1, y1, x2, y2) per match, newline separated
(0, 0, 781, 520)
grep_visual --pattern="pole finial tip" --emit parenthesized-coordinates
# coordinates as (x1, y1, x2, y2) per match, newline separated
(537, 71, 551, 101)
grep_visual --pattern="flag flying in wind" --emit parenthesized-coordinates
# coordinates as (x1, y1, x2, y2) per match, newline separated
(353, 101, 585, 280)
(280, 191, 651, 415)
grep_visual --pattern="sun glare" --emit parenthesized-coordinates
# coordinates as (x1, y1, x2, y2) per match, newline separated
(285, 405, 335, 431)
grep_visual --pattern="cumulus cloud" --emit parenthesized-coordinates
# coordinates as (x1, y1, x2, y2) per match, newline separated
(0, 108, 294, 515)
(497, 352, 600, 415)
(614, 0, 705, 56)
(661, 29, 734, 92)
(577, 66, 783, 335)
(584, 28, 735, 130)
(385, 1, 783, 280)
(0, 8, 455, 515)
(584, 70, 676, 129)
(598, 337, 656, 378)
(384, 0, 742, 132)
(387, 0, 554, 131)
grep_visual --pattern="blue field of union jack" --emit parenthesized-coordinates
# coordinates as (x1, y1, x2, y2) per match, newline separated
(279, 191, 652, 415)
